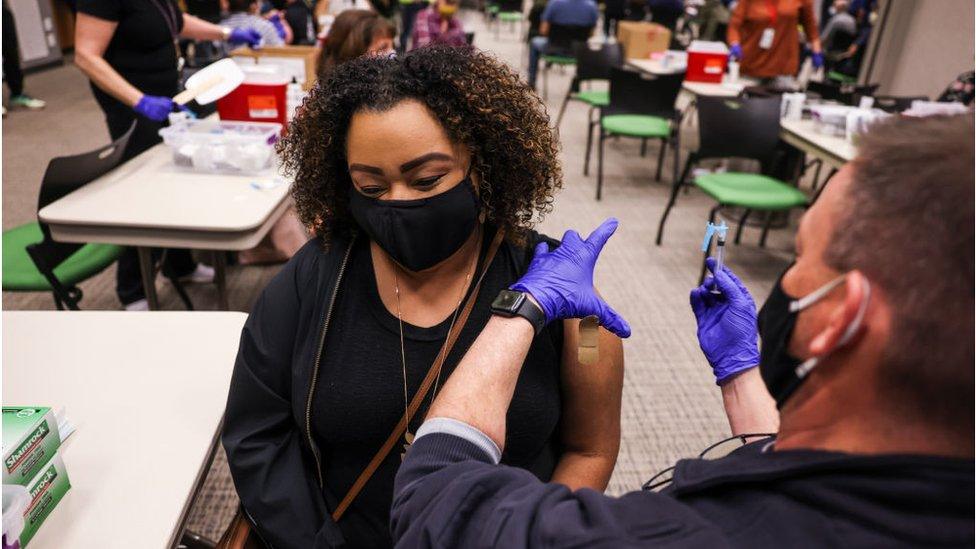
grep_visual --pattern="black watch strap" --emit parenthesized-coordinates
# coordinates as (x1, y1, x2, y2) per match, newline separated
(490, 289, 547, 335)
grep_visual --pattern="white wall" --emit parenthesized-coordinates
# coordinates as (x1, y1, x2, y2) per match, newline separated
(865, 0, 975, 98)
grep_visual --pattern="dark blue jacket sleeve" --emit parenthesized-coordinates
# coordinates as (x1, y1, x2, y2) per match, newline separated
(392, 433, 727, 548)
(221, 243, 343, 548)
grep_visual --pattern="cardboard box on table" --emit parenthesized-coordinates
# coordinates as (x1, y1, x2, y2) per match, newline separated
(230, 46, 320, 91)
(616, 21, 671, 59)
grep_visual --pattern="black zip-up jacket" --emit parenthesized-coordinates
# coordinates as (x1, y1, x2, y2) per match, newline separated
(222, 236, 355, 548)
(392, 432, 975, 547)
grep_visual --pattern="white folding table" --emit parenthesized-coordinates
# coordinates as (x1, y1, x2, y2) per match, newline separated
(38, 144, 292, 310)
(2, 311, 246, 549)
(779, 118, 857, 169)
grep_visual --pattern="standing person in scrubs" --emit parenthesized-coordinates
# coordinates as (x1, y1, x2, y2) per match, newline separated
(73, 0, 262, 310)
(727, 0, 822, 82)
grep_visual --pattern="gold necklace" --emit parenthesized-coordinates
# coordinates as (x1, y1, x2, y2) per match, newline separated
(393, 239, 478, 459)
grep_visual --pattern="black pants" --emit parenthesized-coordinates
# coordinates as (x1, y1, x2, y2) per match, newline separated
(3, 7, 24, 96)
(400, 1, 427, 52)
(93, 83, 197, 304)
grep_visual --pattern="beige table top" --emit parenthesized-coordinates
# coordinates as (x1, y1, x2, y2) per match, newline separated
(38, 144, 291, 250)
(681, 75, 757, 97)
(2, 311, 246, 549)
(780, 118, 857, 168)
(626, 56, 686, 76)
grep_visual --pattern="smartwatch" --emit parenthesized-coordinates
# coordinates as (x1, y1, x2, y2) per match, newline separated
(491, 289, 546, 335)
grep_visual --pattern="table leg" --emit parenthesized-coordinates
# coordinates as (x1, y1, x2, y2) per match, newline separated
(213, 251, 229, 311)
(137, 247, 160, 310)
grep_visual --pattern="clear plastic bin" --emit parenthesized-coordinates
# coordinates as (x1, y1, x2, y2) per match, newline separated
(158, 119, 282, 174)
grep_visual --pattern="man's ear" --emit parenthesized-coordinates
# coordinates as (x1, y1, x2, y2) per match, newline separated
(807, 271, 868, 356)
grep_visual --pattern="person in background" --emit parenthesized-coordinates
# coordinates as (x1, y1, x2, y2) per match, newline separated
(316, 9, 395, 76)
(727, 0, 822, 82)
(224, 46, 626, 548)
(74, 0, 262, 309)
(819, 0, 856, 55)
(2, 2, 46, 114)
(645, 0, 682, 31)
(399, 0, 427, 51)
(527, 0, 598, 90)
(938, 71, 975, 106)
(390, 113, 975, 548)
(284, 0, 317, 44)
(411, 0, 466, 50)
(221, 0, 289, 45)
(698, 0, 732, 41)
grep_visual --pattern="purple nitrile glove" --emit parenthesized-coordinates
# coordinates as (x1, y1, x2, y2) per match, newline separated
(729, 43, 743, 61)
(268, 13, 287, 40)
(510, 218, 631, 338)
(228, 27, 263, 48)
(690, 257, 760, 385)
(134, 95, 179, 121)
(811, 51, 824, 69)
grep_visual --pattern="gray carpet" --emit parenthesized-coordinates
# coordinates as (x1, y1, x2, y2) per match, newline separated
(2, 12, 803, 543)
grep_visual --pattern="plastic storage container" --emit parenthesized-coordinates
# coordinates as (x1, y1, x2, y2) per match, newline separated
(3, 485, 30, 549)
(158, 118, 282, 174)
(217, 65, 290, 130)
(686, 40, 729, 83)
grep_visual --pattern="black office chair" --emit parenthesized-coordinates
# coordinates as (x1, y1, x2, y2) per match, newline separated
(655, 96, 808, 281)
(555, 42, 623, 128)
(872, 94, 928, 113)
(1, 124, 135, 309)
(587, 67, 684, 200)
(806, 80, 879, 106)
(539, 23, 593, 99)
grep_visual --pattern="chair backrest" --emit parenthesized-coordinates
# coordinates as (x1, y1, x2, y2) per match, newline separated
(546, 23, 592, 55)
(872, 94, 929, 113)
(806, 80, 880, 106)
(498, 0, 522, 12)
(696, 95, 781, 163)
(573, 42, 623, 82)
(606, 67, 684, 118)
(27, 122, 136, 304)
(464, 31, 475, 45)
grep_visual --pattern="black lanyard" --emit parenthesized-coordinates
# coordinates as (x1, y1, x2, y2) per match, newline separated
(146, 0, 183, 69)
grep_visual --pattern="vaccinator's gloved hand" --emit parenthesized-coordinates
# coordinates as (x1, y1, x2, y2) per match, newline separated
(228, 28, 263, 48)
(690, 257, 760, 385)
(134, 95, 179, 121)
(811, 51, 824, 69)
(729, 43, 743, 61)
(510, 218, 631, 338)
(268, 13, 287, 40)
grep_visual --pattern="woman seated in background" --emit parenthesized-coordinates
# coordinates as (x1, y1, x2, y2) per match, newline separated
(411, 0, 468, 50)
(317, 9, 395, 78)
(223, 46, 625, 548)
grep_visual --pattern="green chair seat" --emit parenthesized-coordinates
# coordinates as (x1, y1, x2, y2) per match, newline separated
(695, 172, 808, 210)
(487, 4, 499, 13)
(542, 55, 575, 65)
(601, 114, 670, 138)
(498, 11, 523, 22)
(2, 222, 123, 291)
(575, 89, 609, 106)
(827, 70, 857, 84)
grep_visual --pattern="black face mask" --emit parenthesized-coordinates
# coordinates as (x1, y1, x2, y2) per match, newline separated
(757, 276, 805, 409)
(758, 270, 869, 409)
(348, 177, 480, 272)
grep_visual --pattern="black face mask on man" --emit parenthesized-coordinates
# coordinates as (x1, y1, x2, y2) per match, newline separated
(757, 272, 871, 408)
(348, 176, 480, 272)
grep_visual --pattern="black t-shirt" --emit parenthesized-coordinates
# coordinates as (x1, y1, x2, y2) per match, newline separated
(76, 0, 184, 93)
(284, 0, 316, 45)
(313, 228, 564, 548)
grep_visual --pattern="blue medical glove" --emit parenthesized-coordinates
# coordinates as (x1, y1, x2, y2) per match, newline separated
(690, 257, 760, 385)
(134, 95, 178, 121)
(268, 13, 287, 40)
(510, 218, 631, 338)
(228, 28, 263, 48)
(729, 43, 743, 61)
(811, 51, 824, 69)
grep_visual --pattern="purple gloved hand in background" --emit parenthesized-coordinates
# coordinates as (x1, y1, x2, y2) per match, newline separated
(690, 257, 760, 385)
(268, 13, 287, 41)
(510, 218, 631, 338)
(729, 43, 743, 61)
(228, 28, 262, 48)
(133, 95, 178, 121)
(811, 51, 824, 69)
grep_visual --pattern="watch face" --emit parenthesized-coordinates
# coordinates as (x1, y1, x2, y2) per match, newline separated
(493, 290, 525, 312)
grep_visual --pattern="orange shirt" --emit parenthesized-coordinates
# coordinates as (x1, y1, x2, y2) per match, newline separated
(727, 0, 819, 78)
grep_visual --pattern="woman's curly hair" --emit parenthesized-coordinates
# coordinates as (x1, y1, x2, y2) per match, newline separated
(278, 46, 562, 246)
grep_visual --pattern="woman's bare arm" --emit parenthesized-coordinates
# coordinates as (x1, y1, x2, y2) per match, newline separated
(550, 317, 623, 491)
(721, 368, 779, 436)
(74, 13, 143, 107)
(180, 13, 229, 41)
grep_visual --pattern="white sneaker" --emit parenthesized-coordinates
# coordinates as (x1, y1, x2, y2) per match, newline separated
(181, 263, 215, 284)
(125, 298, 150, 311)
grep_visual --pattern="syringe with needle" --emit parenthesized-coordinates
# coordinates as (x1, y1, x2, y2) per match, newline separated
(701, 221, 729, 294)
